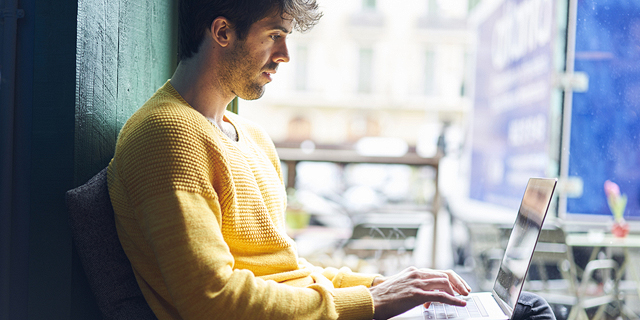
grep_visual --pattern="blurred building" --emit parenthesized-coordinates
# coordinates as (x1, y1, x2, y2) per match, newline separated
(241, 0, 473, 151)
(239, 0, 479, 275)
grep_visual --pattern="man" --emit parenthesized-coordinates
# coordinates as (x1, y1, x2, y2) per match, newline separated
(107, 1, 556, 319)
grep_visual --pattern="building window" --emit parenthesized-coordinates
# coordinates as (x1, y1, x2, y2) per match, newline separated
(358, 47, 374, 93)
(351, 0, 383, 27)
(287, 116, 312, 142)
(424, 50, 436, 95)
(468, 0, 482, 12)
(295, 45, 309, 91)
(363, 0, 376, 11)
(428, 0, 439, 16)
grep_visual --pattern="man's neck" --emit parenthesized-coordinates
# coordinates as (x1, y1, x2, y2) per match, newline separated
(169, 55, 235, 125)
(210, 119, 239, 142)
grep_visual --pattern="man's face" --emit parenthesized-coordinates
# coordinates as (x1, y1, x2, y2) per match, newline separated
(221, 13, 293, 100)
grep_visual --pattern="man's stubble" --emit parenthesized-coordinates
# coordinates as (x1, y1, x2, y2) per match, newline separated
(219, 40, 277, 101)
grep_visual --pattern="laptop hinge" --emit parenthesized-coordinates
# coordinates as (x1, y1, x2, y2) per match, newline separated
(492, 290, 513, 318)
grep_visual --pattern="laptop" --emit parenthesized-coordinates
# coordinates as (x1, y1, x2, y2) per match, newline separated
(393, 177, 557, 320)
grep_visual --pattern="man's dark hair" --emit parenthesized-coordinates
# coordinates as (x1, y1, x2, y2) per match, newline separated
(178, 0, 322, 61)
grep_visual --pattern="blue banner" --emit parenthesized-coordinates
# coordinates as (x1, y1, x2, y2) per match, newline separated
(470, 0, 556, 210)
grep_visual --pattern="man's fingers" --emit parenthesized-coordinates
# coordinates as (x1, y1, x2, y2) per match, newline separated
(415, 269, 449, 280)
(460, 277, 472, 291)
(448, 271, 471, 291)
(417, 278, 457, 296)
(441, 270, 472, 295)
(369, 267, 470, 320)
(451, 276, 471, 295)
(415, 269, 471, 294)
(422, 291, 467, 307)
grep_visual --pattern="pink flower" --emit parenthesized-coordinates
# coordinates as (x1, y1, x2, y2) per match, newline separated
(604, 180, 627, 221)
(604, 180, 620, 198)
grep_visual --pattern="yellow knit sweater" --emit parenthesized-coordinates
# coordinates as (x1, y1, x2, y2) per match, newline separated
(107, 82, 376, 320)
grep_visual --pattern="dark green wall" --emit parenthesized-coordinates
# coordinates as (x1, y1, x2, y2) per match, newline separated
(2, 0, 177, 319)
(72, 0, 178, 317)
(75, 0, 178, 184)
(25, 0, 78, 318)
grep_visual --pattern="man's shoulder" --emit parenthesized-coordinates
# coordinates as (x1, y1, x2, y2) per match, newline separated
(122, 87, 206, 138)
(113, 94, 215, 163)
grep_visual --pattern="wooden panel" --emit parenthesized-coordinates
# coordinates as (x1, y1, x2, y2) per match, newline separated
(116, 0, 178, 132)
(75, 0, 177, 185)
(72, 0, 177, 317)
(74, 0, 119, 185)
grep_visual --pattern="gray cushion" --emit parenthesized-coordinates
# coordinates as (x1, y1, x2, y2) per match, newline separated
(66, 167, 157, 320)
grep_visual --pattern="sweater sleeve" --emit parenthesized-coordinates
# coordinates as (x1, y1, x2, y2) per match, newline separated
(297, 259, 381, 288)
(113, 108, 375, 320)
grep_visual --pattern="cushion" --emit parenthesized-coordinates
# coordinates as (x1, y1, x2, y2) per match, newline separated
(66, 167, 157, 320)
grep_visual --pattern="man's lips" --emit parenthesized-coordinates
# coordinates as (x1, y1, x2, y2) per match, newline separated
(262, 70, 276, 81)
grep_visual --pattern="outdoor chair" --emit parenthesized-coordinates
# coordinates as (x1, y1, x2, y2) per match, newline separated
(525, 225, 621, 320)
(527, 225, 580, 306)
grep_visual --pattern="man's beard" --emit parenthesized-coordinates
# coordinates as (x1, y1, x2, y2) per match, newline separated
(220, 40, 277, 101)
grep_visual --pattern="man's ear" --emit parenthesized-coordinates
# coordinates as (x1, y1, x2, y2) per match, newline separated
(210, 17, 235, 48)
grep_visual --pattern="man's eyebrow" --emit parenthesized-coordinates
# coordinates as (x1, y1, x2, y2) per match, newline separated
(270, 25, 292, 34)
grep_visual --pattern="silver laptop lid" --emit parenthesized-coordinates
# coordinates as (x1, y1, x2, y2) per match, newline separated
(491, 178, 557, 317)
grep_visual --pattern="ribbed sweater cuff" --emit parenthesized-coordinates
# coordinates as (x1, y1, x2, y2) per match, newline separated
(334, 286, 375, 320)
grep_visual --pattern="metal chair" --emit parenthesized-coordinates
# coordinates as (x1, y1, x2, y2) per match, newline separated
(567, 258, 620, 320)
(526, 225, 621, 320)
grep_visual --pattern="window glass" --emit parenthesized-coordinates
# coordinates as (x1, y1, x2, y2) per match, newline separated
(295, 45, 309, 91)
(357, 47, 373, 94)
(363, 0, 376, 11)
(428, 0, 439, 16)
(566, 0, 640, 218)
(424, 50, 436, 95)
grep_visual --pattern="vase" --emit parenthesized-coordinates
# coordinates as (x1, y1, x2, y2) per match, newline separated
(611, 219, 629, 238)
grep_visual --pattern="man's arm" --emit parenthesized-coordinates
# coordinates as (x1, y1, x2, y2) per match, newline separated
(135, 191, 375, 319)
(234, 114, 471, 320)
(112, 107, 375, 320)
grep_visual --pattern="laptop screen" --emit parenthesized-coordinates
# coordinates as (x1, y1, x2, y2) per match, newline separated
(491, 178, 557, 315)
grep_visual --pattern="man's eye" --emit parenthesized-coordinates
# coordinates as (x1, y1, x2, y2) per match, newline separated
(270, 35, 281, 41)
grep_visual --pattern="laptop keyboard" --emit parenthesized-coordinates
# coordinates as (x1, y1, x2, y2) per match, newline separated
(424, 296, 489, 319)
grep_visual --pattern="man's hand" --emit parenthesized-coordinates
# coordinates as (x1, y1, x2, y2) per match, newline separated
(368, 267, 472, 320)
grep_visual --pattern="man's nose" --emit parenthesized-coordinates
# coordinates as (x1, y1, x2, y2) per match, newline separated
(273, 42, 290, 63)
